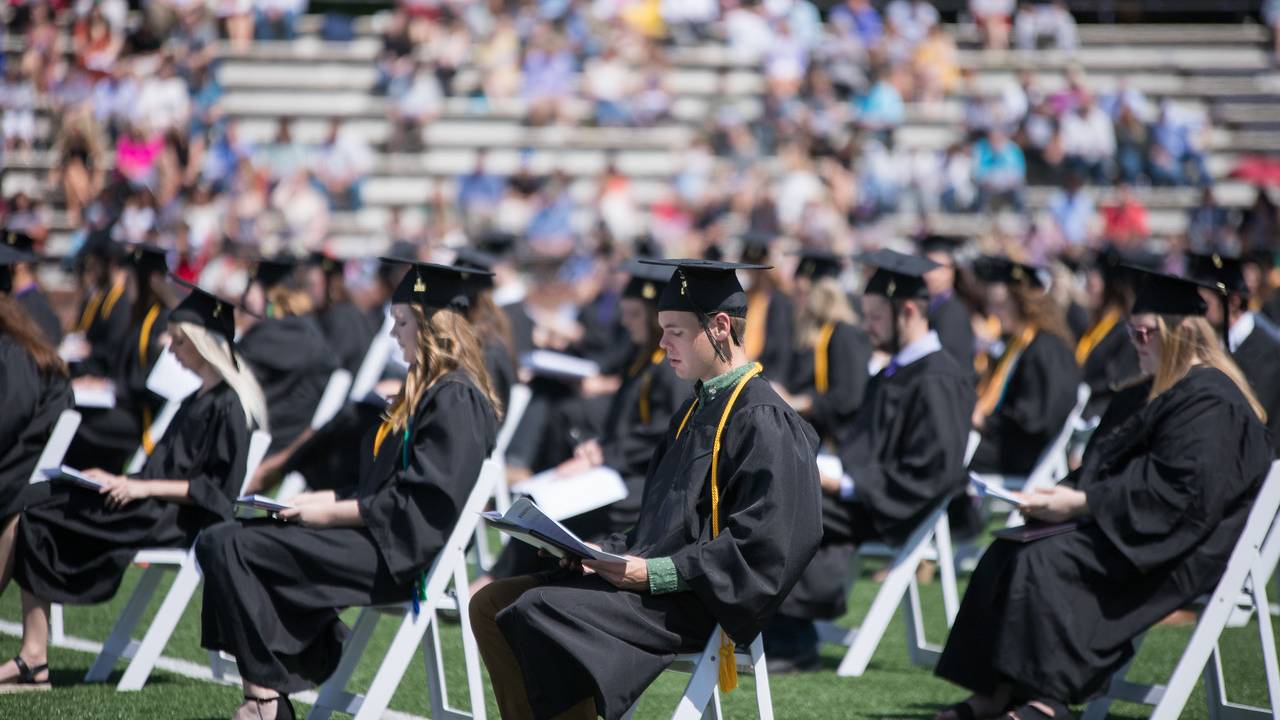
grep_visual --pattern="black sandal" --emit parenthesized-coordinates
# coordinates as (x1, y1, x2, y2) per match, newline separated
(937, 701, 979, 720)
(243, 694, 295, 720)
(0, 655, 51, 692)
(1004, 700, 1074, 720)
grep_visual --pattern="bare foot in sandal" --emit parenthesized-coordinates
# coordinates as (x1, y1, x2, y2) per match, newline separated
(0, 655, 50, 692)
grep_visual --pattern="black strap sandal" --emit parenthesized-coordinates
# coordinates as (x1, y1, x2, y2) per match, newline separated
(244, 694, 296, 720)
(938, 701, 979, 720)
(0, 655, 51, 692)
(1004, 700, 1074, 720)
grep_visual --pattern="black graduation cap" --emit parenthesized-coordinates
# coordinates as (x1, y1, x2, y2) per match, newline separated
(0, 244, 37, 293)
(476, 230, 518, 257)
(453, 247, 498, 293)
(793, 249, 843, 281)
(1185, 251, 1247, 297)
(855, 249, 938, 301)
(640, 258, 769, 318)
(738, 230, 774, 266)
(974, 255, 1047, 289)
(169, 276, 241, 350)
(382, 258, 492, 312)
(251, 255, 301, 290)
(308, 250, 344, 278)
(622, 258, 672, 302)
(1128, 267, 1208, 317)
(126, 243, 170, 278)
(1095, 245, 1162, 282)
(4, 230, 35, 254)
(917, 234, 967, 257)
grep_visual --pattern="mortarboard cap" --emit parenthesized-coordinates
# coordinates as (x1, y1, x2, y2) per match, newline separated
(1185, 251, 1247, 297)
(1128, 267, 1208, 317)
(855, 249, 938, 300)
(476, 231, 518, 257)
(1095, 245, 1162, 282)
(738, 230, 774, 266)
(383, 259, 492, 312)
(622, 258, 673, 302)
(453, 247, 498, 293)
(641, 258, 768, 318)
(793, 248, 843, 281)
(0, 244, 38, 293)
(917, 234, 967, 257)
(125, 243, 170, 278)
(169, 275, 242, 349)
(974, 255, 1047, 289)
(251, 255, 301, 290)
(308, 250, 344, 278)
(4, 230, 36, 254)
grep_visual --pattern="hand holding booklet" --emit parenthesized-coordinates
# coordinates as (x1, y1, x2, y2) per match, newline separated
(41, 465, 106, 490)
(969, 472, 1026, 507)
(483, 497, 628, 564)
(235, 495, 293, 513)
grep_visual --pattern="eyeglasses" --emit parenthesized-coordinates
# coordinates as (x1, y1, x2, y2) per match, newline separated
(1126, 322, 1159, 346)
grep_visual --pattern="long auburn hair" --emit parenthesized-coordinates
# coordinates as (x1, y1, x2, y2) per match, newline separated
(794, 277, 857, 349)
(1149, 314, 1266, 422)
(385, 305, 504, 432)
(1008, 283, 1074, 345)
(0, 295, 66, 376)
(266, 285, 315, 318)
(467, 290, 515, 364)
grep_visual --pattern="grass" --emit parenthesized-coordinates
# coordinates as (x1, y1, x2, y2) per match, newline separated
(0, 548, 1275, 719)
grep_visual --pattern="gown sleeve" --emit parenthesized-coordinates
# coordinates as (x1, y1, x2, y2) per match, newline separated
(845, 371, 976, 543)
(668, 403, 823, 644)
(0, 341, 38, 449)
(1082, 382, 1265, 573)
(985, 334, 1080, 441)
(602, 362, 690, 480)
(807, 323, 871, 438)
(180, 393, 250, 525)
(357, 380, 496, 585)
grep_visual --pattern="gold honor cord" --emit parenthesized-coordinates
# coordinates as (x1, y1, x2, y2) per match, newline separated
(138, 304, 163, 454)
(637, 349, 666, 424)
(1075, 308, 1120, 366)
(814, 322, 836, 394)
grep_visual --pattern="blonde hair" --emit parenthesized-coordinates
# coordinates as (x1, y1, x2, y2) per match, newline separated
(266, 285, 314, 318)
(384, 305, 503, 432)
(795, 277, 857, 349)
(1149, 315, 1266, 422)
(172, 322, 270, 431)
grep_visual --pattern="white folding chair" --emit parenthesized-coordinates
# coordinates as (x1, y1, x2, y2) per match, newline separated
(622, 628, 773, 720)
(85, 430, 273, 690)
(275, 369, 354, 501)
(816, 430, 980, 677)
(1083, 460, 1280, 720)
(472, 383, 531, 571)
(348, 312, 396, 402)
(28, 408, 83, 645)
(306, 459, 499, 720)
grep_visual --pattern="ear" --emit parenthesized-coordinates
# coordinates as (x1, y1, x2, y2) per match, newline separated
(711, 312, 732, 341)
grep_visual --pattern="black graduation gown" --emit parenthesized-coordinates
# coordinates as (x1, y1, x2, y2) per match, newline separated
(748, 289, 794, 381)
(784, 321, 873, 446)
(16, 286, 63, 347)
(935, 366, 1272, 704)
(483, 337, 517, 412)
(779, 348, 976, 619)
(496, 376, 822, 720)
(197, 370, 497, 693)
(576, 291, 631, 376)
(0, 335, 73, 518)
(14, 382, 249, 604)
(1080, 321, 1141, 419)
(239, 316, 337, 453)
(317, 300, 377, 376)
(929, 294, 976, 375)
(73, 282, 133, 378)
(971, 332, 1082, 475)
(65, 305, 170, 473)
(1233, 319, 1280, 455)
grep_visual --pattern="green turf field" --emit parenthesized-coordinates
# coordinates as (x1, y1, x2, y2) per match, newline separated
(0, 551, 1274, 719)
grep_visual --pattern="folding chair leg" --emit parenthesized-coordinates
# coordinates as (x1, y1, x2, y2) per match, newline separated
(85, 565, 166, 682)
(837, 548, 923, 677)
(1252, 580, 1280, 718)
(308, 608, 382, 720)
(453, 562, 488, 719)
(749, 635, 774, 720)
(117, 558, 203, 691)
(703, 688, 723, 720)
(49, 603, 65, 645)
(672, 636, 721, 720)
(1152, 588, 1242, 720)
(934, 515, 959, 625)
(355, 611, 433, 720)
(903, 576, 940, 669)
(473, 526, 495, 572)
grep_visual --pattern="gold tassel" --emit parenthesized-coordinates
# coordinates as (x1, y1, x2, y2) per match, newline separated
(718, 631, 738, 692)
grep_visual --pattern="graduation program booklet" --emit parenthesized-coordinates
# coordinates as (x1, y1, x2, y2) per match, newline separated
(483, 497, 628, 564)
(969, 473, 1026, 507)
(513, 466, 628, 522)
(41, 466, 106, 491)
(235, 495, 293, 513)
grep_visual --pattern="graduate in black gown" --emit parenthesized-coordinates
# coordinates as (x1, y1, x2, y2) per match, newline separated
(774, 249, 872, 447)
(933, 269, 1274, 720)
(3, 231, 62, 347)
(970, 257, 1081, 476)
(68, 236, 132, 378)
(920, 235, 977, 374)
(237, 256, 337, 459)
(197, 261, 499, 720)
(470, 258, 822, 720)
(769, 250, 977, 671)
(485, 260, 691, 581)
(1074, 247, 1156, 420)
(0, 279, 266, 691)
(1186, 251, 1280, 456)
(453, 246, 518, 411)
(64, 244, 173, 473)
(0, 291, 73, 519)
(305, 251, 378, 376)
(740, 234, 795, 381)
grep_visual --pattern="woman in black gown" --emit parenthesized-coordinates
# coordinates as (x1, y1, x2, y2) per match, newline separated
(933, 269, 1273, 720)
(970, 257, 1081, 476)
(196, 261, 500, 720)
(0, 295, 73, 520)
(0, 279, 266, 691)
